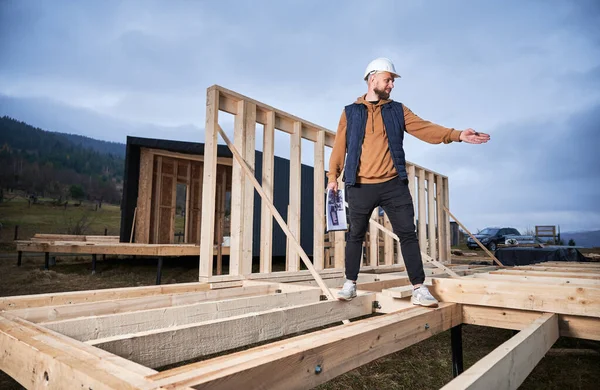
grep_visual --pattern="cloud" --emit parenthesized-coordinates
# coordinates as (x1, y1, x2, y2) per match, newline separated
(0, 0, 599, 232)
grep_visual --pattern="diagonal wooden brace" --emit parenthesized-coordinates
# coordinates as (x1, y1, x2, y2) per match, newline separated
(363, 209, 460, 278)
(217, 125, 336, 301)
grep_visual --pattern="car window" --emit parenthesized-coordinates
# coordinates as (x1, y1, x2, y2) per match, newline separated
(509, 228, 520, 235)
(480, 228, 499, 235)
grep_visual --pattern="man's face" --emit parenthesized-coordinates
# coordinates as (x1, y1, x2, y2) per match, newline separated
(372, 71, 395, 100)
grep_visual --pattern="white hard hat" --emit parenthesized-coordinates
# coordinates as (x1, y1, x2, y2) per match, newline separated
(363, 57, 401, 80)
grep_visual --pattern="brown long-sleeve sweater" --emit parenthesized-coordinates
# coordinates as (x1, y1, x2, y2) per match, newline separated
(327, 95, 462, 184)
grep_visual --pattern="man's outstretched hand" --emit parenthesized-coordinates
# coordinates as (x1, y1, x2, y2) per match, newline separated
(460, 128, 490, 144)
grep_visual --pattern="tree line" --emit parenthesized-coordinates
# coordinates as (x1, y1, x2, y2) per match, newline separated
(0, 116, 125, 205)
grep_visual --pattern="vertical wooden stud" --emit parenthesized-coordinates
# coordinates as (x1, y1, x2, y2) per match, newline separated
(287, 121, 302, 271)
(427, 171, 437, 260)
(369, 208, 379, 266)
(260, 111, 275, 273)
(199, 87, 219, 281)
(313, 130, 325, 270)
(417, 168, 427, 252)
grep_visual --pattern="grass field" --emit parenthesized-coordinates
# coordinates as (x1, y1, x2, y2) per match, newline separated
(0, 195, 122, 250)
(0, 194, 188, 249)
(0, 196, 598, 389)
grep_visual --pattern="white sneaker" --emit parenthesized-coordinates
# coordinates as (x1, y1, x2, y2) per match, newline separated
(337, 280, 357, 301)
(411, 285, 439, 307)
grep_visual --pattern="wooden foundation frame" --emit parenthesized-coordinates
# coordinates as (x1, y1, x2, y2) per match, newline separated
(1, 262, 598, 389)
(5, 87, 598, 389)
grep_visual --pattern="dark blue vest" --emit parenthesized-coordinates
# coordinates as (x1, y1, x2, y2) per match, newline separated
(343, 101, 407, 186)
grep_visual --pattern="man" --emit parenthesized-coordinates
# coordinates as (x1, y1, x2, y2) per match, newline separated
(328, 57, 490, 306)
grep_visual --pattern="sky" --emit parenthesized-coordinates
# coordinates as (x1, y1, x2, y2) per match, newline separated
(1, 0, 599, 234)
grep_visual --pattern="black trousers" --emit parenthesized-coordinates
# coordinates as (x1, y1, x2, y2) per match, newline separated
(344, 177, 426, 285)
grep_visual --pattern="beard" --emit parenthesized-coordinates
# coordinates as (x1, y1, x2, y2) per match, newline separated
(374, 86, 390, 100)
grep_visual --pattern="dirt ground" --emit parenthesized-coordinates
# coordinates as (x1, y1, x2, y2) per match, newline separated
(1, 253, 599, 389)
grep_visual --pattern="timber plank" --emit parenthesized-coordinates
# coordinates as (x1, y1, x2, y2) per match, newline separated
(462, 305, 600, 341)
(490, 270, 600, 280)
(90, 294, 375, 368)
(442, 313, 558, 390)
(6, 285, 270, 321)
(429, 277, 600, 317)
(472, 273, 600, 286)
(43, 288, 322, 341)
(149, 303, 460, 390)
(0, 315, 158, 390)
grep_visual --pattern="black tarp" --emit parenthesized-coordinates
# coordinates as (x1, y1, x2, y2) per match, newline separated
(494, 247, 588, 266)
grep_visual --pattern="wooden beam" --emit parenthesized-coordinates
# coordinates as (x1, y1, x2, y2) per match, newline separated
(229, 99, 248, 276)
(260, 110, 276, 273)
(383, 213, 393, 265)
(244, 268, 344, 283)
(381, 273, 454, 298)
(489, 269, 600, 280)
(435, 175, 448, 262)
(242, 101, 257, 275)
(443, 205, 502, 267)
(511, 266, 600, 274)
(90, 295, 375, 369)
(417, 168, 427, 251)
(397, 237, 405, 267)
(287, 121, 302, 271)
(407, 164, 416, 224)
(148, 303, 461, 389)
(31, 234, 117, 242)
(443, 177, 451, 262)
(143, 147, 233, 166)
(10, 286, 273, 325)
(215, 166, 226, 275)
(0, 314, 158, 390)
(2, 283, 266, 315)
(427, 171, 437, 260)
(471, 272, 600, 286)
(214, 85, 337, 146)
(462, 305, 600, 341)
(199, 86, 220, 280)
(356, 277, 411, 293)
(429, 277, 600, 317)
(313, 130, 326, 270)
(543, 262, 600, 269)
(43, 288, 322, 342)
(15, 241, 211, 256)
(442, 313, 558, 390)
(369, 209, 379, 266)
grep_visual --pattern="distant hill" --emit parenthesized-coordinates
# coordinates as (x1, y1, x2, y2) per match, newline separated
(560, 230, 600, 248)
(56, 132, 125, 158)
(0, 116, 125, 204)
